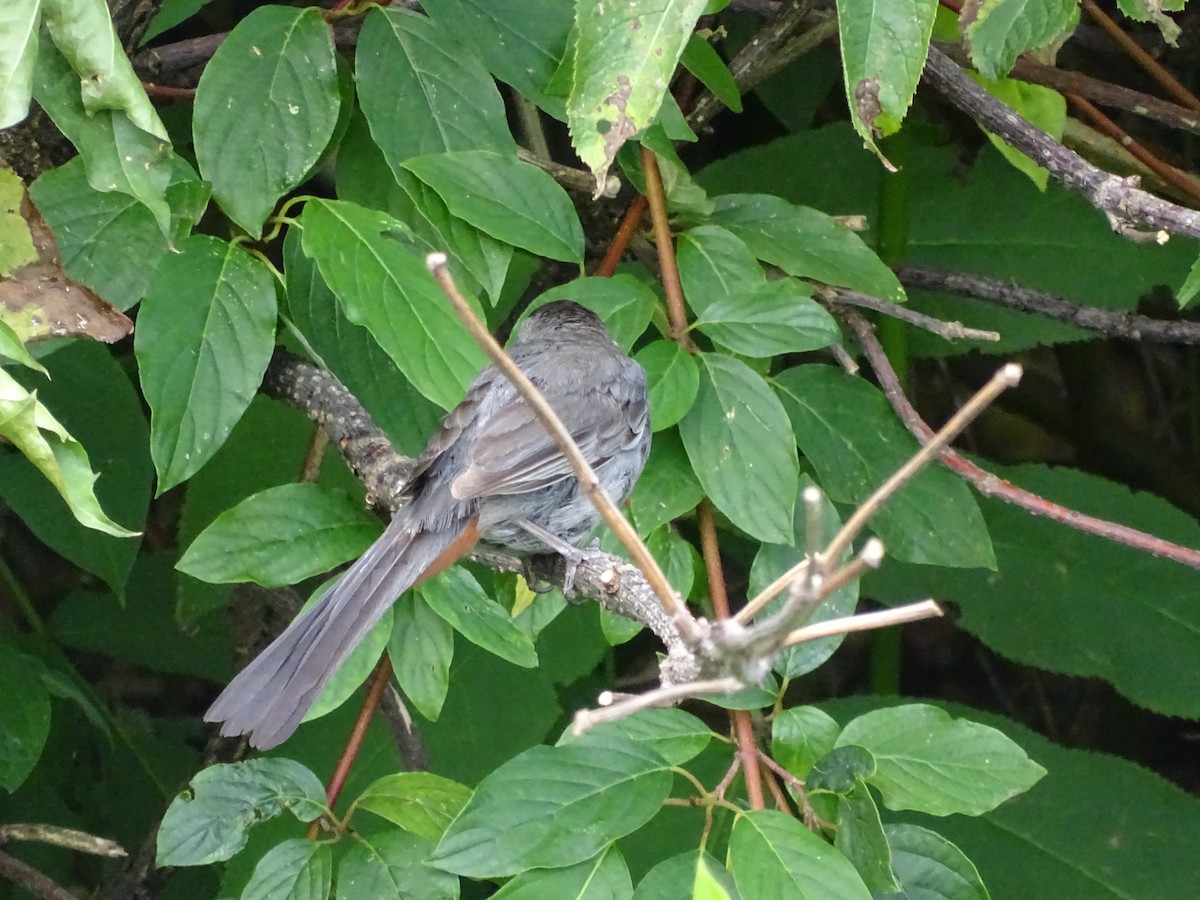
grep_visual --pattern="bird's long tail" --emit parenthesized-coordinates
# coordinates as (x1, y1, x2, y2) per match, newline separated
(204, 512, 473, 749)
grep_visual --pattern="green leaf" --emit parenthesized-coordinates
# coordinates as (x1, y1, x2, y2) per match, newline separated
(630, 429, 703, 535)
(808, 745, 876, 795)
(967, 75, 1066, 190)
(634, 851, 734, 900)
(337, 830, 460, 900)
(695, 278, 840, 357)
(567, 0, 708, 191)
(422, 0, 574, 115)
(863, 463, 1200, 718)
(0, 318, 44, 373)
(681, 34, 741, 113)
(1177, 251, 1200, 308)
(492, 845, 631, 898)
(964, 0, 1081, 80)
(748, 477, 859, 677)
(173, 397, 315, 625)
(634, 341, 699, 432)
(389, 594, 454, 721)
(836, 704, 1046, 816)
(710, 194, 905, 303)
(530, 273, 658, 351)
(177, 484, 379, 587)
(143, 0, 217, 43)
(282, 225, 444, 457)
(854, 700, 1199, 900)
(729, 809, 871, 899)
(356, 6, 515, 172)
(156, 758, 325, 866)
(135, 235, 278, 493)
(771, 705, 842, 780)
(32, 45, 173, 235)
(300, 198, 487, 410)
(558, 708, 713, 766)
(355, 772, 473, 842)
(677, 224, 764, 315)
(0, 0, 40, 129)
(193, 6, 339, 236)
(42, 0, 166, 139)
(774, 365, 994, 568)
(430, 732, 672, 877)
(646, 526, 696, 603)
(0, 367, 138, 538)
(31, 156, 206, 311)
(883, 824, 989, 900)
(1116, 0, 1183, 44)
(393, 170, 514, 304)
(418, 566, 538, 668)
(679, 353, 798, 544)
(241, 839, 332, 900)
(402, 150, 583, 262)
(0, 341, 148, 590)
(618, 126, 714, 217)
(836, 0, 938, 152)
(837, 781, 901, 893)
(0, 167, 36, 275)
(0, 648, 51, 791)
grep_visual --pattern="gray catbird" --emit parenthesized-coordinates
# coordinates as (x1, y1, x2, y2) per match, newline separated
(205, 300, 651, 748)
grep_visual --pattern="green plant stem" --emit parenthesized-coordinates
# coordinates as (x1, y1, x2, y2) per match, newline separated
(0, 555, 48, 636)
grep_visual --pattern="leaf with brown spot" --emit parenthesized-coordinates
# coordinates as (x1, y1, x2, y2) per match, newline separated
(0, 167, 133, 345)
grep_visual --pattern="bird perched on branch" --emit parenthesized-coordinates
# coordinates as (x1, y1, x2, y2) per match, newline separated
(206, 300, 651, 749)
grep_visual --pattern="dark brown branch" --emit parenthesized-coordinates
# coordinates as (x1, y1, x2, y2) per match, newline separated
(898, 265, 1200, 344)
(0, 849, 79, 900)
(922, 46, 1200, 242)
(842, 312, 1200, 570)
(689, 4, 837, 132)
(938, 49, 1200, 138)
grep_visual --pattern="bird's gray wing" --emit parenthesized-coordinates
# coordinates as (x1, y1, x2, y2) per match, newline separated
(450, 390, 645, 500)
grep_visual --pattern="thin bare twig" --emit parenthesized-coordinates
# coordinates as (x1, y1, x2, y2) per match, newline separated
(898, 266, 1200, 344)
(0, 825, 124, 858)
(819, 286, 1001, 342)
(426, 253, 702, 645)
(785, 600, 943, 647)
(822, 363, 1023, 566)
(572, 678, 743, 735)
(844, 312, 1200, 569)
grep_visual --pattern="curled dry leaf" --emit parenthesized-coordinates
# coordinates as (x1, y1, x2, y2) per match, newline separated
(0, 165, 133, 344)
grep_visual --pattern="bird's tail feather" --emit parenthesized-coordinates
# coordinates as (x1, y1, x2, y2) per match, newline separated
(204, 514, 461, 749)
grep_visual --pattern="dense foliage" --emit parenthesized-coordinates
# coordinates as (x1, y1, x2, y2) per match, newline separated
(1, 0, 1199, 898)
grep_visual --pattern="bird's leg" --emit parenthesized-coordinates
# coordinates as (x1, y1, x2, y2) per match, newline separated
(516, 519, 589, 596)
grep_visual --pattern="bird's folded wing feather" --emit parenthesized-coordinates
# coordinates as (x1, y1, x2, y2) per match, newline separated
(450, 392, 642, 499)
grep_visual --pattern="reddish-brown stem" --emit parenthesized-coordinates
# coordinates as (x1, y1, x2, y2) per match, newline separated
(844, 313, 1200, 570)
(307, 655, 393, 838)
(1066, 93, 1200, 205)
(761, 765, 790, 812)
(1080, 0, 1200, 112)
(640, 147, 694, 348)
(595, 195, 647, 278)
(141, 82, 196, 101)
(698, 501, 766, 810)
